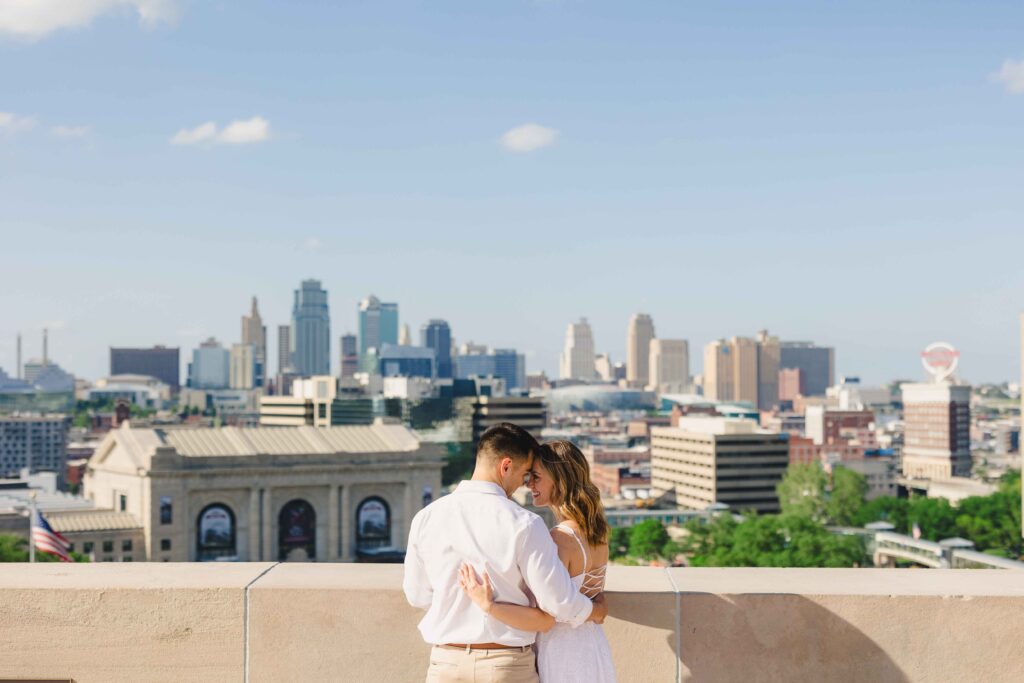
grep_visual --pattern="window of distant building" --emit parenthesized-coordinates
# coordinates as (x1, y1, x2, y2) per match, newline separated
(122, 539, 132, 552)
(161, 539, 171, 551)
(160, 496, 173, 524)
(84, 541, 93, 554)
(102, 541, 113, 553)
(118, 494, 127, 512)
(197, 503, 236, 561)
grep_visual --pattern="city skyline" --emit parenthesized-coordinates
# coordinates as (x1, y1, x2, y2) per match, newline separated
(3, 2, 1024, 384)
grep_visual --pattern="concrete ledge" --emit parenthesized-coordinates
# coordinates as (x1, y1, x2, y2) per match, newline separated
(0, 563, 276, 683)
(0, 565, 1022, 682)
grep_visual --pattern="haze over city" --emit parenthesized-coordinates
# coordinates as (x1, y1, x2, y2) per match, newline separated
(4, 1, 1024, 383)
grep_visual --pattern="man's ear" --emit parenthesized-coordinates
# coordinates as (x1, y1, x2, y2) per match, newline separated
(499, 457, 513, 476)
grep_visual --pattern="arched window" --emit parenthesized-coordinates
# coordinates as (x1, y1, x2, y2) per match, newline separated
(196, 503, 236, 561)
(278, 499, 316, 561)
(356, 496, 391, 551)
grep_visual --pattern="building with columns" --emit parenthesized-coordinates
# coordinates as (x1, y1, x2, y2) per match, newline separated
(82, 421, 442, 562)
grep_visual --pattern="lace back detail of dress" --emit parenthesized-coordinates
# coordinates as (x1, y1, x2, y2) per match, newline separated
(558, 524, 607, 599)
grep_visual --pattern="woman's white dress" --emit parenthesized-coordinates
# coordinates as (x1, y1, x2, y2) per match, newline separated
(536, 524, 617, 683)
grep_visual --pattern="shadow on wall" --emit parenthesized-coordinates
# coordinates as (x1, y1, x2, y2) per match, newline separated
(675, 594, 909, 683)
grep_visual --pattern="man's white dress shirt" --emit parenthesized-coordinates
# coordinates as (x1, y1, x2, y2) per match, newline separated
(403, 480, 594, 646)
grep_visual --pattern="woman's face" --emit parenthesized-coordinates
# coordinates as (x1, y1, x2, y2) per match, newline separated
(528, 461, 556, 507)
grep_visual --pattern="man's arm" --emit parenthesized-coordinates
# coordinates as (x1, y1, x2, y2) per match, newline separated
(516, 516, 593, 627)
(402, 513, 433, 609)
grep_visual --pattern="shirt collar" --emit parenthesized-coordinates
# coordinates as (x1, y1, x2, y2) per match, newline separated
(455, 480, 508, 497)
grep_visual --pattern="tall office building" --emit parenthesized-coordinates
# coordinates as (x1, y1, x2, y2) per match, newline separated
(702, 334, 778, 409)
(626, 314, 656, 386)
(702, 340, 733, 402)
(560, 318, 597, 381)
(421, 320, 453, 379)
(457, 347, 526, 391)
(756, 330, 780, 411)
(651, 417, 789, 514)
(110, 346, 180, 391)
(241, 297, 267, 387)
(188, 338, 229, 389)
(277, 325, 292, 374)
(229, 344, 256, 390)
(649, 339, 689, 393)
(399, 324, 412, 346)
(291, 279, 330, 376)
(340, 334, 358, 378)
(0, 415, 71, 482)
(595, 354, 613, 381)
(779, 342, 835, 397)
(358, 295, 399, 362)
(901, 382, 971, 480)
(378, 344, 434, 378)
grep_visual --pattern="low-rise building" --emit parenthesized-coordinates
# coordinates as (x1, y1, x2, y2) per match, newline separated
(83, 420, 443, 562)
(651, 417, 789, 514)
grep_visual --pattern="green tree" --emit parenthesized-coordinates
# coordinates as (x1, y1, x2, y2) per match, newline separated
(826, 466, 868, 526)
(854, 496, 909, 530)
(608, 527, 631, 559)
(628, 519, 670, 560)
(776, 464, 828, 522)
(683, 514, 864, 568)
(0, 534, 90, 563)
(907, 497, 958, 540)
(953, 472, 1022, 558)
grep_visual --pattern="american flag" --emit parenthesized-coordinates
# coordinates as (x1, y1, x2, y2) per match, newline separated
(911, 521, 921, 540)
(32, 509, 73, 562)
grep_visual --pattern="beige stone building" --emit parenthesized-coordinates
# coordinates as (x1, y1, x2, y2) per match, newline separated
(82, 420, 443, 562)
(900, 382, 971, 480)
(626, 313, 655, 386)
(648, 339, 689, 393)
(651, 417, 789, 513)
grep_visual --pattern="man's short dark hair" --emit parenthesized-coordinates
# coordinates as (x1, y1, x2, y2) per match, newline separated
(476, 422, 540, 464)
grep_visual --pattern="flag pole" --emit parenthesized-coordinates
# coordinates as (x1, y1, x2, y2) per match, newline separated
(28, 491, 36, 563)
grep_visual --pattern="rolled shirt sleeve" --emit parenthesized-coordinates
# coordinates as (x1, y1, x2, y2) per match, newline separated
(403, 513, 433, 610)
(517, 516, 593, 627)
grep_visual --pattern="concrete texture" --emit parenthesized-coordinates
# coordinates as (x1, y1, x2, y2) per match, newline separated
(1, 564, 1023, 683)
(0, 563, 275, 683)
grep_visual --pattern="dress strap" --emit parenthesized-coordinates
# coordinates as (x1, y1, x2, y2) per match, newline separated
(557, 523, 588, 569)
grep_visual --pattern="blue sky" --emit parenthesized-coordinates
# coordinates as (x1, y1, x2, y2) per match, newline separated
(2, 0, 1024, 384)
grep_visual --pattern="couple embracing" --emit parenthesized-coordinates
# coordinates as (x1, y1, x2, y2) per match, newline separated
(403, 422, 617, 683)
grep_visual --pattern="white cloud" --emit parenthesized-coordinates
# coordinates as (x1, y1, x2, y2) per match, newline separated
(992, 59, 1024, 94)
(171, 117, 271, 146)
(303, 237, 323, 251)
(171, 121, 217, 145)
(0, 0, 180, 40)
(51, 125, 89, 138)
(218, 116, 271, 144)
(0, 111, 35, 134)
(501, 123, 559, 153)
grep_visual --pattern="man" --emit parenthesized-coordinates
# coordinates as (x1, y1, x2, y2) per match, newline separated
(404, 422, 607, 682)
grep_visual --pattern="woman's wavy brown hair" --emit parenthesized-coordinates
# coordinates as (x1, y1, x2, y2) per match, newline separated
(535, 440, 609, 547)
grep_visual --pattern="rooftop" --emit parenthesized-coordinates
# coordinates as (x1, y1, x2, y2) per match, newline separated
(0, 564, 1021, 682)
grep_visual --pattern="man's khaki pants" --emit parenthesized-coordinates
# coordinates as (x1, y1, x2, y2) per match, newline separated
(425, 644, 538, 683)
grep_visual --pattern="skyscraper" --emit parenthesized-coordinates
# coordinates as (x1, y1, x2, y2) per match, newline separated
(291, 279, 330, 376)
(756, 330, 780, 411)
(779, 341, 835, 396)
(229, 343, 256, 390)
(340, 334, 358, 378)
(626, 314, 655, 386)
(421, 319, 453, 379)
(649, 339, 689, 393)
(241, 297, 267, 387)
(110, 346, 180, 391)
(702, 335, 773, 408)
(560, 318, 596, 381)
(188, 338, 229, 389)
(901, 382, 971, 480)
(399, 324, 412, 346)
(358, 295, 399, 362)
(277, 325, 292, 374)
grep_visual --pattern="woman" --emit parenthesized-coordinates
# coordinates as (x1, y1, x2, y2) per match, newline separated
(458, 440, 616, 682)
